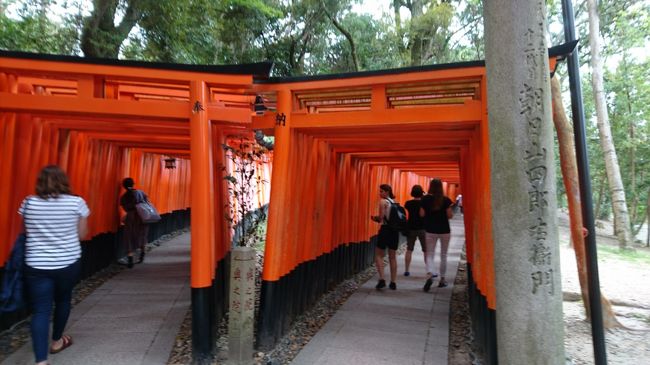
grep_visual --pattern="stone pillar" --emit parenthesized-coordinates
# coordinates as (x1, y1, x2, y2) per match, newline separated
(228, 247, 256, 365)
(484, 1, 565, 364)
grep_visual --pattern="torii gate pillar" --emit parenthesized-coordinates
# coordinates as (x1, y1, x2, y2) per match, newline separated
(485, 1, 566, 364)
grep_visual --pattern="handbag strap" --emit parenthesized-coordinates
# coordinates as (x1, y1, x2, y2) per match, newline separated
(133, 189, 147, 204)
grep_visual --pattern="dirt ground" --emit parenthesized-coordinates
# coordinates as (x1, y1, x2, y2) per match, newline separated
(558, 212, 650, 364)
(449, 211, 650, 364)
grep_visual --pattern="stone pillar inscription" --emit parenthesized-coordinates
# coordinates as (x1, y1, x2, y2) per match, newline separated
(484, 1, 566, 364)
(228, 247, 256, 365)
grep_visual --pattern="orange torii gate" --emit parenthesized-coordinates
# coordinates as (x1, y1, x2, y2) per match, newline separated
(0, 43, 573, 363)
(0, 51, 272, 359)
(250, 65, 490, 350)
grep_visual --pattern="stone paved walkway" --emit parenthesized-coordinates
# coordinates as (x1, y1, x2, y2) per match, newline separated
(4, 217, 465, 365)
(291, 217, 465, 365)
(2, 233, 191, 365)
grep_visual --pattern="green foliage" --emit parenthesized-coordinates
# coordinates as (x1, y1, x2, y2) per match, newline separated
(0, 1, 79, 54)
(447, 0, 483, 61)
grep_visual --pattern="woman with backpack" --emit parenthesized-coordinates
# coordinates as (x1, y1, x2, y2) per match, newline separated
(420, 179, 454, 291)
(370, 184, 399, 290)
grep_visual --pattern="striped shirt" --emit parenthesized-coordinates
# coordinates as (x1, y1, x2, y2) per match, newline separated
(18, 194, 90, 270)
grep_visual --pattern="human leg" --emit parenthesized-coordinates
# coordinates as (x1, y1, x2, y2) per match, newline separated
(375, 247, 386, 289)
(417, 229, 427, 266)
(437, 233, 451, 287)
(404, 230, 416, 275)
(424, 233, 437, 275)
(423, 233, 439, 291)
(388, 249, 397, 288)
(123, 212, 138, 268)
(24, 267, 54, 364)
(138, 224, 149, 264)
(51, 261, 80, 343)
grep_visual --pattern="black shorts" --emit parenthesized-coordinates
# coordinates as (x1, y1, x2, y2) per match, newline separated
(406, 229, 426, 251)
(377, 225, 399, 250)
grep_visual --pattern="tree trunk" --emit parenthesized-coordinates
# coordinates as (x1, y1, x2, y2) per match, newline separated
(408, 0, 424, 66)
(321, 0, 359, 72)
(594, 172, 606, 220)
(393, 0, 406, 56)
(647, 190, 650, 247)
(551, 76, 621, 328)
(586, 0, 633, 249)
(81, 0, 142, 58)
(633, 211, 647, 237)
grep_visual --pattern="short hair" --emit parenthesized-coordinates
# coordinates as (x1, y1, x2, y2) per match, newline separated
(122, 177, 135, 189)
(35, 165, 71, 199)
(410, 185, 424, 198)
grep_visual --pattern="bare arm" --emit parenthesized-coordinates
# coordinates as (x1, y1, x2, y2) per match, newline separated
(419, 207, 426, 217)
(78, 217, 89, 240)
(446, 206, 453, 219)
(372, 200, 387, 223)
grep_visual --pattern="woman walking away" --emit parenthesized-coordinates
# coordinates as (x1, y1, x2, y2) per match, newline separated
(420, 179, 454, 291)
(403, 185, 427, 276)
(19, 165, 90, 365)
(371, 184, 399, 290)
(120, 177, 150, 268)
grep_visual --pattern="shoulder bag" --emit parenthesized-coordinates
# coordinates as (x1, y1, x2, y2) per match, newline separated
(134, 190, 161, 224)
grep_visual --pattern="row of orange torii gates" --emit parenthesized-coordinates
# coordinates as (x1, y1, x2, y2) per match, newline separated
(0, 41, 574, 363)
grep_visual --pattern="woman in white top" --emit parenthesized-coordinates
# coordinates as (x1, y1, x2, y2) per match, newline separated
(370, 184, 399, 290)
(19, 165, 90, 365)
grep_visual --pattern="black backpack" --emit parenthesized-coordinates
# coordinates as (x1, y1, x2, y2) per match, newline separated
(385, 199, 408, 233)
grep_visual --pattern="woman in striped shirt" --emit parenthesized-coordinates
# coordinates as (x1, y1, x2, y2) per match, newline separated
(18, 165, 90, 365)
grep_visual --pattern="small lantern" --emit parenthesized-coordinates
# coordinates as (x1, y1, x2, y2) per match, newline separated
(164, 157, 176, 169)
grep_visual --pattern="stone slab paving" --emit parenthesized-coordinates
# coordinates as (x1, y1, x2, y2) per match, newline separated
(3, 233, 191, 365)
(292, 217, 465, 365)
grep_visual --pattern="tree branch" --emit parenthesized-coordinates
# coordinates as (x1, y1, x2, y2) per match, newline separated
(320, 0, 359, 71)
(116, 0, 143, 39)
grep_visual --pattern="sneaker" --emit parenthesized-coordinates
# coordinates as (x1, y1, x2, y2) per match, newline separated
(389, 282, 397, 290)
(423, 278, 433, 292)
(437, 280, 448, 288)
(432, 273, 439, 278)
(376, 279, 386, 290)
(404, 271, 410, 277)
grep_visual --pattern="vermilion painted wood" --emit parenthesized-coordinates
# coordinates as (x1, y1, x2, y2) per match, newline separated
(1, 55, 563, 306)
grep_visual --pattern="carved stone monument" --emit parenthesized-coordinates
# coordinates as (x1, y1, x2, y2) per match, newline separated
(228, 247, 256, 365)
(484, 1, 566, 364)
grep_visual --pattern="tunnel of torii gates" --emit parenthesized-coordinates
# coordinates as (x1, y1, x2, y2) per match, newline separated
(0, 42, 574, 363)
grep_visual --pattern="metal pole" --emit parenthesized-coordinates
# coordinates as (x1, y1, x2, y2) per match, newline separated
(561, 0, 608, 364)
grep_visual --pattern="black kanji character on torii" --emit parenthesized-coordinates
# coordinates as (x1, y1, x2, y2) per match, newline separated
(275, 113, 286, 126)
(192, 101, 204, 113)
